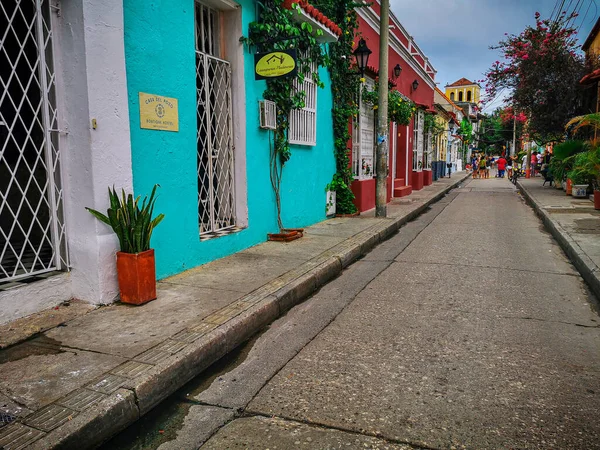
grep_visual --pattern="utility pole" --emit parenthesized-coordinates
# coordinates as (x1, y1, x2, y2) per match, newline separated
(375, 0, 389, 217)
(512, 113, 516, 157)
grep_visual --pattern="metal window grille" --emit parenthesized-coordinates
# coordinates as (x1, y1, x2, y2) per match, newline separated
(424, 131, 432, 169)
(195, 2, 236, 236)
(259, 100, 276, 130)
(1, 0, 67, 283)
(412, 110, 424, 172)
(412, 114, 419, 171)
(352, 77, 375, 179)
(289, 61, 317, 146)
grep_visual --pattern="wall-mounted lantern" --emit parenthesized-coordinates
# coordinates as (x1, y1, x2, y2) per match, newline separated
(353, 39, 372, 76)
(412, 79, 419, 92)
(393, 63, 402, 79)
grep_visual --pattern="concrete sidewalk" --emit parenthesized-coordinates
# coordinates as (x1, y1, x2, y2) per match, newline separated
(0, 173, 469, 449)
(517, 178, 600, 300)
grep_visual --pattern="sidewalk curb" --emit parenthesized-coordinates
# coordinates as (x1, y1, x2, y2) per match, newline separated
(10, 174, 470, 449)
(517, 180, 600, 300)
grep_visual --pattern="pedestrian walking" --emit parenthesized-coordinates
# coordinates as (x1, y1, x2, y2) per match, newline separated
(479, 156, 487, 179)
(506, 155, 515, 180)
(497, 155, 507, 178)
(471, 154, 479, 179)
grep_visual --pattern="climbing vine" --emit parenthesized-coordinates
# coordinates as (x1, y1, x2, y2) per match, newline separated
(361, 82, 416, 126)
(317, 1, 365, 214)
(241, 0, 327, 230)
(423, 112, 445, 142)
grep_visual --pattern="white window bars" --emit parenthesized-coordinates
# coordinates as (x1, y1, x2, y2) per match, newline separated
(424, 130, 432, 170)
(352, 77, 376, 179)
(412, 114, 419, 171)
(289, 61, 317, 146)
(412, 110, 424, 172)
(0, 0, 68, 282)
(195, 2, 236, 237)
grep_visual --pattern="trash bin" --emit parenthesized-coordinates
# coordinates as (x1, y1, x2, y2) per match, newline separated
(446, 163, 452, 178)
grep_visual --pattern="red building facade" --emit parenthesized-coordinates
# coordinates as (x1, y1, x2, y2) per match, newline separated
(350, 2, 437, 212)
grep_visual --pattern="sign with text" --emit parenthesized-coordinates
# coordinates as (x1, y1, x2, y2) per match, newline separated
(139, 92, 179, 132)
(254, 50, 297, 80)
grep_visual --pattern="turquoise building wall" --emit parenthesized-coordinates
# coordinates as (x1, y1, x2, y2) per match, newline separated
(123, 0, 336, 279)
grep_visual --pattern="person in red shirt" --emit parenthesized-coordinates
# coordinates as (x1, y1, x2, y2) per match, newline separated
(497, 156, 507, 178)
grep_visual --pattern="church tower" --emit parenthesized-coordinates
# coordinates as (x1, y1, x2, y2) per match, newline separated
(444, 78, 480, 105)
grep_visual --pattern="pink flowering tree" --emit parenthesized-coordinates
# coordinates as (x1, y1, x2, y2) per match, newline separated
(484, 11, 585, 144)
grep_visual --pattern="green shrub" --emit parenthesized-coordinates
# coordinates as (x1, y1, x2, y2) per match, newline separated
(552, 140, 588, 160)
(86, 185, 164, 254)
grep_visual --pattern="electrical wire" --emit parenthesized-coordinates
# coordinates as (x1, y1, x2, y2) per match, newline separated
(566, 0, 585, 28)
(576, 0, 596, 33)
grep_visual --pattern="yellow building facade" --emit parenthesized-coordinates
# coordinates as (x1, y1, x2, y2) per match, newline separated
(444, 78, 480, 104)
(434, 113, 448, 162)
(583, 17, 600, 57)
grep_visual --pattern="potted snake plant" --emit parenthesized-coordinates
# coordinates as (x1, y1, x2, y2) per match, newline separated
(86, 185, 164, 305)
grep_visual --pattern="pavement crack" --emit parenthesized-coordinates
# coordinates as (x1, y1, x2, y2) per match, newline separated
(393, 259, 578, 277)
(243, 410, 438, 450)
(448, 308, 599, 328)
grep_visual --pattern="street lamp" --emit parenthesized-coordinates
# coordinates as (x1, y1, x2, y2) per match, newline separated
(353, 39, 372, 76)
(393, 63, 402, 79)
(411, 79, 419, 92)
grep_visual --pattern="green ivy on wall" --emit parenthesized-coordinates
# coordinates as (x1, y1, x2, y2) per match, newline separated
(241, 0, 327, 230)
(317, 1, 364, 215)
(361, 82, 417, 126)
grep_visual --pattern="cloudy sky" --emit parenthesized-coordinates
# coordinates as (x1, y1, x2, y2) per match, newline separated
(389, 0, 598, 111)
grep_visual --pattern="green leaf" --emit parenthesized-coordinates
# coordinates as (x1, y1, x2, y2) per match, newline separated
(85, 208, 111, 225)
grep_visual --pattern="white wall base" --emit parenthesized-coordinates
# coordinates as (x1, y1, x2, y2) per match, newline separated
(0, 273, 71, 326)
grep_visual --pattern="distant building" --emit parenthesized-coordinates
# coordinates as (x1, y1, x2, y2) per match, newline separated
(444, 78, 483, 155)
(444, 78, 480, 105)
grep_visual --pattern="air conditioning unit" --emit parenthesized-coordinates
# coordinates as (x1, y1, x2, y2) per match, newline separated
(259, 100, 276, 130)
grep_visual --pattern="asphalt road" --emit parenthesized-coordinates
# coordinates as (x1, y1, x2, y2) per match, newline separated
(105, 177, 600, 450)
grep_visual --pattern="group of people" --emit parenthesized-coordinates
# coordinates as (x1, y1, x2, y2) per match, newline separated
(469, 150, 552, 180)
(470, 154, 515, 179)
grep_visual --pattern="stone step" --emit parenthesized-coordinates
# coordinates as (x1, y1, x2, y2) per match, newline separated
(393, 185, 413, 198)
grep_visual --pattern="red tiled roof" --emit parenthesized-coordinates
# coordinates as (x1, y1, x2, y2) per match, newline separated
(282, 1, 342, 37)
(580, 68, 600, 85)
(446, 77, 477, 87)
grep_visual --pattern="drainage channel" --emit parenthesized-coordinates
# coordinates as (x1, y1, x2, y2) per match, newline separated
(99, 333, 262, 450)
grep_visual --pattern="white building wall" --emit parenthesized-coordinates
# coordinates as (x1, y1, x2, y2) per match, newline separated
(57, 0, 133, 305)
(2, 0, 132, 324)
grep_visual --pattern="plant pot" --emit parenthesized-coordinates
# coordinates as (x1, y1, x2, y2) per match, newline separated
(554, 181, 563, 190)
(566, 178, 572, 195)
(268, 230, 302, 242)
(572, 184, 589, 198)
(116, 249, 157, 305)
(594, 190, 600, 210)
(336, 211, 360, 218)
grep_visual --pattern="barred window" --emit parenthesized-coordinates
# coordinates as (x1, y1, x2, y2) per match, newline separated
(289, 61, 317, 146)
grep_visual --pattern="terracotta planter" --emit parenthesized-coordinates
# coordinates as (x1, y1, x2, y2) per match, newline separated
(268, 230, 302, 242)
(595, 190, 600, 210)
(116, 249, 157, 305)
(336, 211, 360, 218)
(566, 178, 573, 195)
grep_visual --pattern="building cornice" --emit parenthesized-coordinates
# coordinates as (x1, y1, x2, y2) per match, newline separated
(355, 4, 436, 91)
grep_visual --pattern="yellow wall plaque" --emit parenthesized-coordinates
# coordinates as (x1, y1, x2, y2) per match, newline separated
(139, 92, 179, 132)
